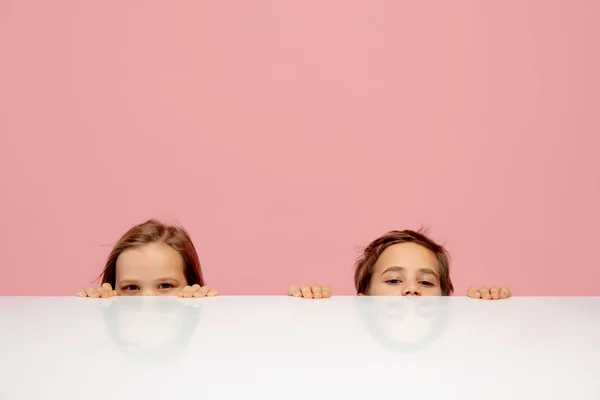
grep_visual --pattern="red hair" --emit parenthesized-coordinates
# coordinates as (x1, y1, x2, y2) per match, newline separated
(100, 219, 204, 287)
(354, 229, 453, 296)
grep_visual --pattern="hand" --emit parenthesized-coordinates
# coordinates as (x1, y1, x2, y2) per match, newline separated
(467, 286, 512, 300)
(76, 283, 117, 298)
(178, 284, 219, 298)
(288, 284, 332, 299)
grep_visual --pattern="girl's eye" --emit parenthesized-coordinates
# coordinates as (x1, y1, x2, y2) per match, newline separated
(386, 279, 402, 284)
(420, 281, 434, 287)
(158, 283, 173, 289)
(123, 285, 139, 291)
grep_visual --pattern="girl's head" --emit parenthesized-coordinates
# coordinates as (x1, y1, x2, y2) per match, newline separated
(354, 230, 453, 296)
(100, 220, 204, 296)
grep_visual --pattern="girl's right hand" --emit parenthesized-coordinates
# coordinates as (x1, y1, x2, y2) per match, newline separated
(76, 283, 117, 298)
(287, 284, 332, 299)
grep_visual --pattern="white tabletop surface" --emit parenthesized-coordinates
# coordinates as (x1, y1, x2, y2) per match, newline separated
(0, 296, 598, 399)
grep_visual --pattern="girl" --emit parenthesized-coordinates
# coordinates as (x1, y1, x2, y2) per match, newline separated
(77, 219, 219, 298)
(287, 229, 512, 300)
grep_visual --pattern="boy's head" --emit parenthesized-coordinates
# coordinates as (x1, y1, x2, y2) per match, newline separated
(354, 229, 453, 296)
(100, 219, 204, 296)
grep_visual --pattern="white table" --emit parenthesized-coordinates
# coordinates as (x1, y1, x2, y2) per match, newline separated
(0, 296, 598, 399)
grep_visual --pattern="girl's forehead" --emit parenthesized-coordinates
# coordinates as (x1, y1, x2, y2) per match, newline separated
(116, 243, 185, 279)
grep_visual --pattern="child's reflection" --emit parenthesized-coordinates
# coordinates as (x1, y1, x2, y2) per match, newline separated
(356, 296, 449, 352)
(102, 297, 201, 363)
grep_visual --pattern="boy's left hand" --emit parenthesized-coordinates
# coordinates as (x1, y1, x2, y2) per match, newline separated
(466, 286, 511, 300)
(288, 284, 332, 299)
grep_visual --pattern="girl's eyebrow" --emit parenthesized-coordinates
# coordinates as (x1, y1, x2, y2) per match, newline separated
(152, 277, 180, 282)
(118, 280, 139, 285)
(119, 277, 179, 283)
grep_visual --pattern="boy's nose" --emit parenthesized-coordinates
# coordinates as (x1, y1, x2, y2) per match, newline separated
(402, 283, 421, 296)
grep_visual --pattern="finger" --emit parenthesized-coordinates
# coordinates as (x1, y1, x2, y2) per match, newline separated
(76, 289, 86, 297)
(100, 283, 114, 298)
(322, 285, 332, 298)
(178, 285, 192, 298)
(300, 285, 313, 299)
(85, 287, 100, 298)
(479, 287, 491, 300)
(193, 286, 210, 298)
(311, 285, 323, 299)
(182, 284, 200, 298)
(490, 286, 500, 300)
(190, 284, 201, 291)
(207, 288, 220, 297)
(287, 285, 302, 297)
(500, 287, 511, 299)
(466, 286, 480, 298)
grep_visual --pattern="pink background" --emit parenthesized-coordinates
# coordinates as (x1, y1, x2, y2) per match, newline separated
(1, 1, 599, 296)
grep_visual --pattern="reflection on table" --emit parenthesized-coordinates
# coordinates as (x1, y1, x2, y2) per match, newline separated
(0, 296, 599, 399)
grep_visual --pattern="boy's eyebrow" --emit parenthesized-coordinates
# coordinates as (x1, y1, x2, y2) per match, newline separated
(418, 268, 438, 277)
(381, 266, 439, 278)
(382, 266, 405, 274)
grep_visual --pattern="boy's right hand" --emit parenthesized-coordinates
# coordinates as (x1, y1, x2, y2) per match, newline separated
(287, 285, 332, 299)
(76, 283, 117, 298)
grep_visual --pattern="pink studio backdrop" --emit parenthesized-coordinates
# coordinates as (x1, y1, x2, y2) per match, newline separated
(1, 1, 599, 296)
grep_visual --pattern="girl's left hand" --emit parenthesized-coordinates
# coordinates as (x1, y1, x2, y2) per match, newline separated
(178, 284, 220, 298)
(467, 286, 511, 300)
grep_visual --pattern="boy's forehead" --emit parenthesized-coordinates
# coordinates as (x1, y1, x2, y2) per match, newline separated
(374, 242, 439, 272)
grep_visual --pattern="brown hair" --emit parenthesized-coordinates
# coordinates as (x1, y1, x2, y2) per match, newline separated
(354, 229, 453, 296)
(100, 219, 204, 288)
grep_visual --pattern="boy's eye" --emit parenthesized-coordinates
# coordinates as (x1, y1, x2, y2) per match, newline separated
(386, 279, 402, 284)
(420, 281, 434, 286)
(158, 283, 173, 289)
(123, 285, 139, 291)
